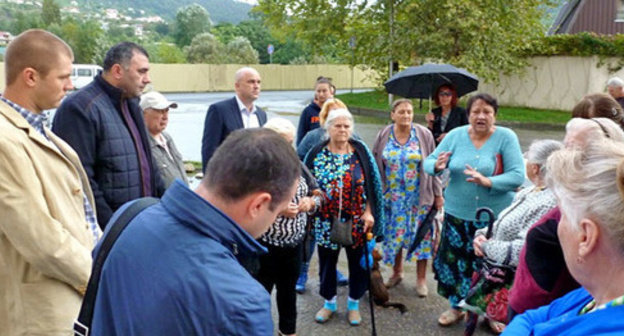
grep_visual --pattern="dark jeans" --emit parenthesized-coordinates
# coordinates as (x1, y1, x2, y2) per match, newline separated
(318, 245, 368, 301)
(255, 243, 302, 335)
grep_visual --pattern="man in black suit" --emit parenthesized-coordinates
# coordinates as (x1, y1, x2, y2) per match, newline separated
(201, 67, 267, 171)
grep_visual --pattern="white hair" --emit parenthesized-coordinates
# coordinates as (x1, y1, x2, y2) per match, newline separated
(234, 67, 259, 82)
(525, 139, 563, 179)
(547, 139, 624, 253)
(324, 108, 354, 129)
(565, 118, 624, 147)
(263, 117, 296, 139)
(607, 77, 624, 88)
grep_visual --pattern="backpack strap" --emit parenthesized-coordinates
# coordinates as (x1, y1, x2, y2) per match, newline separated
(74, 197, 159, 336)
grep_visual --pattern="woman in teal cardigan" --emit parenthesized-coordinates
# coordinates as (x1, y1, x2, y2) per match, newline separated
(423, 93, 525, 327)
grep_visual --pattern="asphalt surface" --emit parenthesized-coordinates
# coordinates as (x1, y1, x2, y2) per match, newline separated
(271, 252, 494, 336)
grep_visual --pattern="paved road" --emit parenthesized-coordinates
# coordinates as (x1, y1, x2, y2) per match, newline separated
(162, 90, 565, 163)
(279, 253, 494, 336)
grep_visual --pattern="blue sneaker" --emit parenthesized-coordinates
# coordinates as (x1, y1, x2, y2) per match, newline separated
(337, 270, 348, 287)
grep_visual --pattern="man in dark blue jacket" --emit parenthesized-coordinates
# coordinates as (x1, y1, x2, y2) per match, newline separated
(91, 128, 301, 335)
(201, 67, 267, 171)
(53, 42, 164, 228)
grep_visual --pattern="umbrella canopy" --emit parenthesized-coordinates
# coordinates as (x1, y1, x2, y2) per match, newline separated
(384, 63, 479, 99)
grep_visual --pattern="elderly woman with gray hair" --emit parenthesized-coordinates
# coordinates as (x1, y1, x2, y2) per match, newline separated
(255, 118, 323, 336)
(470, 139, 562, 333)
(508, 118, 624, 323)
(503, 136, 624, 335)
(304, 108, 385, 326)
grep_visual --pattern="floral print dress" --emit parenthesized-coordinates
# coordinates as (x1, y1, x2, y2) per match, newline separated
(381, 126, 433, 265)
(311, 147, 367, 250)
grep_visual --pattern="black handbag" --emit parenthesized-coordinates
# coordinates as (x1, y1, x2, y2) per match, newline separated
(330, 161, 355, 246)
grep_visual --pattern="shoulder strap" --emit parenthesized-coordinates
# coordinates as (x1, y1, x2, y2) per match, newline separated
(74, 197, 159, 336)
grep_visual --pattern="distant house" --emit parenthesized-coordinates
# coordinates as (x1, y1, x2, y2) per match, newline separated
(0, 31, 14, 46)
(549, 0, 624, 35)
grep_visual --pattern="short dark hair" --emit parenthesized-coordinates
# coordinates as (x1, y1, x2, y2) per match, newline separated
(467, 93, 498, 115)
(102, 42, 149, 72)
(203, 128, 300, 210)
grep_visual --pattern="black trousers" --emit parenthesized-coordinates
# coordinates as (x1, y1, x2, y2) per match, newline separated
(255, 242, 302, 334)
(318, 245, 368, 301)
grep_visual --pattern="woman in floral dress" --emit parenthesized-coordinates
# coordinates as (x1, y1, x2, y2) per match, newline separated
(373, 99, 443, 297)
(304, 108, 385, 327)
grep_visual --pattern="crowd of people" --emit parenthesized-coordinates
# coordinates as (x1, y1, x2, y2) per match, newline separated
(2, 28, 624, 336)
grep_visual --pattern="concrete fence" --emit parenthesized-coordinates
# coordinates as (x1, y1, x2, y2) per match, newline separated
(0, 63, 377, 92)
(0, 58, 623, 111)
(479, 56, 624, 111)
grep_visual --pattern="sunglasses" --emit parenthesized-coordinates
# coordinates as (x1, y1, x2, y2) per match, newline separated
(439, 91, 453, 97)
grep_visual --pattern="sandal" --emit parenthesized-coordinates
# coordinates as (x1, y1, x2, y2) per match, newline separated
(315, 307, 334, 324)
(488, 319, 506, 334)
(416, 283, 428, 297)
(347, 309, 361, 326)
(437, 309, 465, 326)
(385, 273, 404, 288)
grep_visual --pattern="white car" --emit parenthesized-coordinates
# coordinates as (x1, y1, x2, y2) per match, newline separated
(71, 64, 102, 90)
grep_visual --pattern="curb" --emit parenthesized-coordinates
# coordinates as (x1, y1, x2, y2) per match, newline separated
(349, 106, 565, 131)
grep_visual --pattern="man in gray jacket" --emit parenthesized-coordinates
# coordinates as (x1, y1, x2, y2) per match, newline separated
(140, 91, 188, 188)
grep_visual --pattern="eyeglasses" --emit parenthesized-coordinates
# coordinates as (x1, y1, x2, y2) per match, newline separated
(439, 91, 452, 97)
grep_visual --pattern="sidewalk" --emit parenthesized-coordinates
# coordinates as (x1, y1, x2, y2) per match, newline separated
(270, 252, 494, 336)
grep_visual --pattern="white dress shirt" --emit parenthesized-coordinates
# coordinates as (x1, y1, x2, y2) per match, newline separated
(235, 95, 260, 128)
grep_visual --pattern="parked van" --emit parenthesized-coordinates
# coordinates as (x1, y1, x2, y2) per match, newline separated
(71, 64, 102, 90)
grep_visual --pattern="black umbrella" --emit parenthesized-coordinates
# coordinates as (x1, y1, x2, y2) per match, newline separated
(384, 63, 479, 99)
(407, 206, 438, 256)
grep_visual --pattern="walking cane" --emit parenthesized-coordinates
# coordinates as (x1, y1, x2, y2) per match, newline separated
(362, 231, 377, 336)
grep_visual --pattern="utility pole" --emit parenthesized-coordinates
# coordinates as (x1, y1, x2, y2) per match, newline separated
(388, 0, 394, 105)
(349, 36, 356, 94)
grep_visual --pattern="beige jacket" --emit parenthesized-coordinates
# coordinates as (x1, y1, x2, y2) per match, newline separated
(0, 101, 96, 335)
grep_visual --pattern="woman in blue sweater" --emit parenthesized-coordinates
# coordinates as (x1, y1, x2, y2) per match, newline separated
(503, 134, 624, 335)
(424, 93, 525, 326)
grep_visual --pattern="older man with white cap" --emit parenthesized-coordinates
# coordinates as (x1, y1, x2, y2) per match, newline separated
(140, 91, 188, 188)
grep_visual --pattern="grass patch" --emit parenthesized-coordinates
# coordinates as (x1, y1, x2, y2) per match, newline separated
(337, 91, 570, 125)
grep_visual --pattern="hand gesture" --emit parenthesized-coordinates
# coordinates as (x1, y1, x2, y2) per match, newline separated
(434, 151, 452, 173)
(464, 164, 492, 188)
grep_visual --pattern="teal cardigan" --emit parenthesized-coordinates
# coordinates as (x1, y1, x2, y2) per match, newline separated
(423, 125, 525, 221)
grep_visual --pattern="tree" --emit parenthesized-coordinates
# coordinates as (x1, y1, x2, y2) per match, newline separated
(256, 0, 556, 83)
(50, 18, 106, 64)
(174, 4, 211, 48)
(145, 43, 186, 64)
(225, 37, 259, 64)
(11, 11, 44, 34)
(41, 0, 61, 27)
(184, 33, 225, 64)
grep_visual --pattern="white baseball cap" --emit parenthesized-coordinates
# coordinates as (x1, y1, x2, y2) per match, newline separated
(140, 91, 178, 110)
